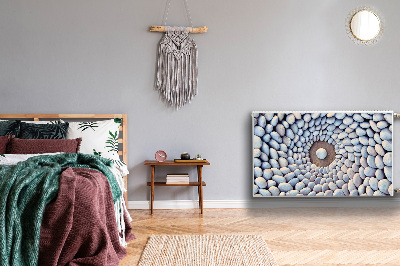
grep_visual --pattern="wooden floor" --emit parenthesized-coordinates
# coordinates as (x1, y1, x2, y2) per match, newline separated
(120, 207, 400, 266)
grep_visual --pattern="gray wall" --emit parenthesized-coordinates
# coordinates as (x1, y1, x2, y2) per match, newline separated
(1, 0, 399, 204)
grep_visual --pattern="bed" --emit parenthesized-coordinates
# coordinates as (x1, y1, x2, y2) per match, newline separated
(0, 114, 133, 266)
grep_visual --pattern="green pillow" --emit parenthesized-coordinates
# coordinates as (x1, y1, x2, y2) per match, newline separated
(0, 120, 20, 136)
(19, 122, 69, 139)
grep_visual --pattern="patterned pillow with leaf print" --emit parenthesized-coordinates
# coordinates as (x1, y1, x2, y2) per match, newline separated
(19, 122, 69, 139)
(0, 120, 20, 136)
(66, 118, 124, 166)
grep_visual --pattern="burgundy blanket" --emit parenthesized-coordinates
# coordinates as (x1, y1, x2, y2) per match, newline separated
(38, 167, 134, 266)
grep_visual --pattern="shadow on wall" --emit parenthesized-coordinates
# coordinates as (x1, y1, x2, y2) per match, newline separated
(244, 204, 400, 218)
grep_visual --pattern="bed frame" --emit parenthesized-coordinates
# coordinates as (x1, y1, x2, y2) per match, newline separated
(0, 114, 128, 201)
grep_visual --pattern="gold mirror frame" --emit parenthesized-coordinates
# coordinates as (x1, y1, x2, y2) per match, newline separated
(345, 6, 383, 46)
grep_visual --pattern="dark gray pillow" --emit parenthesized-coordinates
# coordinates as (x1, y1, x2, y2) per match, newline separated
(19, 122, 69, 139)
(0, 120, 20, 136)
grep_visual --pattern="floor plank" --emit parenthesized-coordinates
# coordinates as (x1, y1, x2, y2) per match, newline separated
(120, 207, 400, 265)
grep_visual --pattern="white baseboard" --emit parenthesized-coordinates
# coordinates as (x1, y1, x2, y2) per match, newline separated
(128, 197, 400, 210)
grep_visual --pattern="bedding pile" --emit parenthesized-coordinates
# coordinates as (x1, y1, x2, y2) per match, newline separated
(0, 153, 133, 266)
(39, 167, 133, 266)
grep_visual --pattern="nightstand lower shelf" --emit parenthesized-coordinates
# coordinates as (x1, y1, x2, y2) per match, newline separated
(146, 181, 206, 187)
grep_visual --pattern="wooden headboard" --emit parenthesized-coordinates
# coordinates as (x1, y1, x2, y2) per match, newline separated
(0, 114, 128, 200)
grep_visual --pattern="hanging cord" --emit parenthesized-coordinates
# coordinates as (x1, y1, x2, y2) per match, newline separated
(162, 0, 193, 28)
(183, 0, 193, 27)
(162, 0, 171, 26)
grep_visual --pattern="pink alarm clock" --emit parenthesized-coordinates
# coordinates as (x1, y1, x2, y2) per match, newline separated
(155, 150, 167, 162)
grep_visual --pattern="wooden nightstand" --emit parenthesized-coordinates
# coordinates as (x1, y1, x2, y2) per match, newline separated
(144, 160, 210, 214)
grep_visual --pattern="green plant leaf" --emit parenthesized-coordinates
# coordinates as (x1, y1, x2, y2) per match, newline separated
(105, 131, 119, 153)
(110, 159, 125, 167)
(78, 122, 98, 132)
(93, 149, 102, 157)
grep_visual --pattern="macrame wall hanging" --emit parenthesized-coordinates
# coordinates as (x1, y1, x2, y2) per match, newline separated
(150, 0, 208, 109)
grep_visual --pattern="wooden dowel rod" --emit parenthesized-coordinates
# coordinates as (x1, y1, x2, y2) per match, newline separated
(149, 25, 208, 33)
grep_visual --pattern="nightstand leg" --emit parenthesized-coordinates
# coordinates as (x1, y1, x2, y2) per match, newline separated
(197, 166, 203, 214)
(151, 165, 155, 215)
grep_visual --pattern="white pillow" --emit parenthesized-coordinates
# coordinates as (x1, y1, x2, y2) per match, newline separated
(66, 119, 122, 162)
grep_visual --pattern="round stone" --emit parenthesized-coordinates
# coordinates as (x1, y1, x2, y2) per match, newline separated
(278, 183, 293, 192)
(369, 177, 378, 191)
(269, 186, 280, 196)
(265, 113, 273, 121)
(380, 128, 392, 141)
(258, 116, 267, 128)
(286, 114, 296, 124)
(253, 184, 259, 194)
(382, 140, 392, 151)
(254, 126, 265, 137)
(263, 169, 273, 180)
(333, 189, 345, 196)
(378, 179, 391, 195)
(267, 180, 277, 188)
(383, 152, 392, 166)
(316, 148, 327, 160)
(276, 124, 286, 137)
(272, 175, 286, 184)
(259, 189, 271, 196)
(255, 177, 267, 188)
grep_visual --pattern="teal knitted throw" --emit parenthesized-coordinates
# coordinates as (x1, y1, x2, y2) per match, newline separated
(0, 153, 122, 266)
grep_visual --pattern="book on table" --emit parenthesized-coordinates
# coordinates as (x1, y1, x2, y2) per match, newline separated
(166, 173, 189, 184)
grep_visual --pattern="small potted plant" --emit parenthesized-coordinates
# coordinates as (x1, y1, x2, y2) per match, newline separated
(195, 154, 203, 160)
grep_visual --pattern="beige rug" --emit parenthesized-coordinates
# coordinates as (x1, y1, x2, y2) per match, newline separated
(138, 234, 278, 266)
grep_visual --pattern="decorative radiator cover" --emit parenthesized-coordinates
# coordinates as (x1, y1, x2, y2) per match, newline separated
(253, 111, 393, 197)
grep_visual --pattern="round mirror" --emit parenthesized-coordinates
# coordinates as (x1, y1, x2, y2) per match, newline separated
(351, 10, 380, 41)
(346, 7, 383, 45)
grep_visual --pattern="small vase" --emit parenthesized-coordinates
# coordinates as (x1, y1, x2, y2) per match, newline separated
(181, 152, 190, 160)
